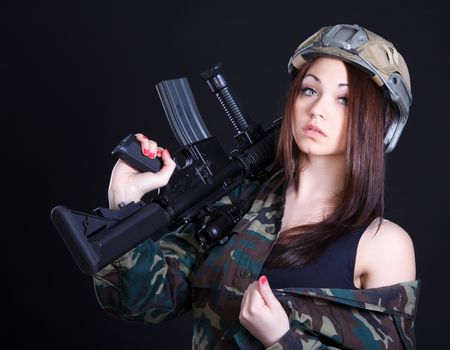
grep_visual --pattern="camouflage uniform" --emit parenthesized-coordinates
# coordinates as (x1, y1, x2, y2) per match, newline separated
(94, 169, 420, 349)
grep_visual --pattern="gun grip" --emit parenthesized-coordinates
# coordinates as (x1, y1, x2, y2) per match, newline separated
(112, 134, 162, 173)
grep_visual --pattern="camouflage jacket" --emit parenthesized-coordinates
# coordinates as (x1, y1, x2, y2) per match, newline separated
(94, 170, 421, 349)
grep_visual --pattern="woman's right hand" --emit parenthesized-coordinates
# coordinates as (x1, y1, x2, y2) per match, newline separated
(108, 133, 176, 209)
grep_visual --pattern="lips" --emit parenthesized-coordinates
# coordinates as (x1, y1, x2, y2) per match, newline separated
(302, 124, 326, 137)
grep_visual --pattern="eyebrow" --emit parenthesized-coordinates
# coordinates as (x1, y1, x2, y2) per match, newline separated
(304, 73, 348, 87)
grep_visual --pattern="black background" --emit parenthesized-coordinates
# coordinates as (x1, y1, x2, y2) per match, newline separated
(4, 0, 449, 348)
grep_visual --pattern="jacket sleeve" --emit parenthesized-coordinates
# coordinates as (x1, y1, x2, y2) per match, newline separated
(265, 312, 404, 350)
(93, 219, 204, 325)
(92, 175, 266, 325)
(264, 285, 416, 350)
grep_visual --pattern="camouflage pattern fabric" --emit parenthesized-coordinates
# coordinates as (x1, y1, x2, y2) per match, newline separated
(94, 170, 420, 349)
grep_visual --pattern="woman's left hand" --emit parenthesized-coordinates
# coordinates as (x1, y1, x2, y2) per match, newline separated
(239, 275, 290, 348)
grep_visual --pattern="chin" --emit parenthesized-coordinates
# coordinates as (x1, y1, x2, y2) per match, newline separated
(298, 143, 344, 157)
(297, 140, 324, 155)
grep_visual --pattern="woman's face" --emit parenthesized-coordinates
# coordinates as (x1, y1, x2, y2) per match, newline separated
(292, 57, 349, 157)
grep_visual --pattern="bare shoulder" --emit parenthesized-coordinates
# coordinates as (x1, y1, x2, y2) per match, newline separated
(363, 219, 414, 247)
(358, 219, 416, 289)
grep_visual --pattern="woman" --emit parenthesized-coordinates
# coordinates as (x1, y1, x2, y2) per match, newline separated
(95, 24, 420, 349)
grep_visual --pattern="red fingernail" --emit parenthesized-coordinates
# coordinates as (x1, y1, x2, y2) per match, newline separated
(143, 148, 149, 155)
(156, 149, 162, 157)
(142, 135, 148, 140)
(260, 275, 267, 284)
(149, 152, 156, 159)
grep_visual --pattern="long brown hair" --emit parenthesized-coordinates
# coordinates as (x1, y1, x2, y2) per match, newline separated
(265, 58, 393, 267)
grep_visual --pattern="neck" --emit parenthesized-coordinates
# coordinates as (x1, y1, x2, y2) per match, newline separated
(292, 154, 346, 204)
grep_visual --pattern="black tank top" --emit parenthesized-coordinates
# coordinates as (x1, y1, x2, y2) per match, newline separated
(258, 226, 368, 289)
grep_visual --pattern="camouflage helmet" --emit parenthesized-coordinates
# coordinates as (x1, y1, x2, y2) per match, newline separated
(288, 24, 412, 153)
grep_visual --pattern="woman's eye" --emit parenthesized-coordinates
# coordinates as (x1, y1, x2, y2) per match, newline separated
(300, 87, 316, 96)
(339, 96, 348, 106)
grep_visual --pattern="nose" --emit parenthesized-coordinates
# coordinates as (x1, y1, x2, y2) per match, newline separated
(310, 110, 324, 119)
(310, 97, 326, 120)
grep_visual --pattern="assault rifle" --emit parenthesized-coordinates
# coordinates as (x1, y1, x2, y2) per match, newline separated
(51, 63, 281, 275)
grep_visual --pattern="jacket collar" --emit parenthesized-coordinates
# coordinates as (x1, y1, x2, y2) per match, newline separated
(274, 279, 421, 318)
